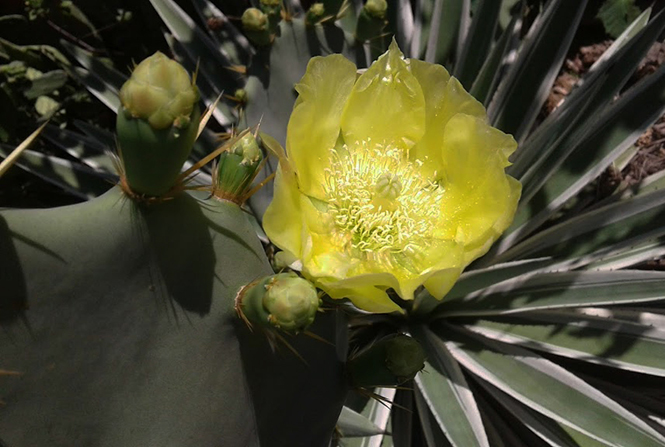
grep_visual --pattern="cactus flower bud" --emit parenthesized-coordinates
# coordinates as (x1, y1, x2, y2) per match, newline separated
(116, 52, 200, 197)
(236, 273, 321, 334)
(242, 8, 272, 46)
(306, 3, 326, 26)
(364, 0, 387, 19)
(355, 0, 388, 42)
(348, 334, 425, 387)
(215, 132, 263, 203)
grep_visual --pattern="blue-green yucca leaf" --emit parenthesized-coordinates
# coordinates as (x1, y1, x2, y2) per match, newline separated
(148, 0, 241, 93)
(492, 187, 665, 264)
(453, 0, 502, 89)
(60, 40, 127, 92)
(424, 0, 468, 68)
(499, 26, 665, 254)
(411, 326, 489, 447)
(442, 326, 665, 447)
(463, 308, 665, 376)
(413, 387, 454, 447)
(390, 389, 415, 447)
(69, 66, 120, 112)
(190, 0, 254, 66)
(337, 405, 386, 438)
(42, 124, 116, 174)
(438, 270, 665, 318)
(0, 147, 112, 200)
(469, 13, 520, 105)
(478, 380, 609, 447)
(507, 6, 653, 183)
(487, 0, 588, 143)
(388, 0, 416, 56)
(341, 388, 394, 447)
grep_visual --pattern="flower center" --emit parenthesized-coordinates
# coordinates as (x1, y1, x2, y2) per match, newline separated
(324, 140, 444, 256)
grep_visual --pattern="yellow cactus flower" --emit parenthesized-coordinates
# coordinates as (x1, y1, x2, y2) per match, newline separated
(263, 41, 521, 313)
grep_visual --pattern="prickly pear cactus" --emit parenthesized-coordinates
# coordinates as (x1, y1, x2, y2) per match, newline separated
(0, 53, 347, 447)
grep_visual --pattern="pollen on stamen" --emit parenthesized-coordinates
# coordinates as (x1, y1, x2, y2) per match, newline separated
(323, 140, 445, 262)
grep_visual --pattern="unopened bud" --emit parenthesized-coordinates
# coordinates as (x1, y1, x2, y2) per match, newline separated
(215, 132, 263, 203)
(116, 52, 200, 197)
(242, 8, 272, 46)
(236, 273, 321, 334)
(306, 3, 326, 26)
(348, 334, 425, 387)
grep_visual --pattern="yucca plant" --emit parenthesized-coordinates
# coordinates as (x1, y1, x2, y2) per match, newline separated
(2, 0, 665, 446)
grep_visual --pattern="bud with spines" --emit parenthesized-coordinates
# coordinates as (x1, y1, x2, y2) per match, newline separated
(242, 7, 272, 46)
(215, 132, 263, 203)
(355, 0, 388, 42)
(348, 334, 425, 387)
(236, 272, 321, 334)
(259, 0, 281, 33)
(306, 3, 326, 26)
(116, 52, 200, 197)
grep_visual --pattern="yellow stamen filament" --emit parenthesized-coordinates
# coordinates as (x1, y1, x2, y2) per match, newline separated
(324, 140, 444, 258)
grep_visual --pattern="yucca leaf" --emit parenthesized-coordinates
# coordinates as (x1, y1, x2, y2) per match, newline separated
(479, 382, 608, 447)
(390, 389, 414, 447)
(506, 54, 665, 248)
(409, 0, 435, 60)
(0, 147, 112, 200)
(342, 388, 394, 447)
(60, 40, 127, 91)
(412, 326, 489, 447)
(413, 387, 453, 447)
(69, 66, 120, 112)
(453, 0, 502, 89)
(444, 327, 665, 447)
(389, 0, 415, 57)
(491, 186, 665, 264)
(464, 309, 665, 376)
(424, 0, 467, 68)
(41, 125, 116, 174)
(469, 13, 520, 104)
(190, 0, 253, 66)
(439, 270, 665, 318)
(508, 7, 665, 185)
(488, 0, 587, 143)
(148, 0, 241, 92)
(337, 406, 386, 438)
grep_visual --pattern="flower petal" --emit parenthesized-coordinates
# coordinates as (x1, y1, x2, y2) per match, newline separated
(423, 267, 463, 299)
(263, 162, 303, 259)
(324, 281, 403, 314)
(436, 114, 520, 262)
(409, 60, 486, 179)
(341, 40, 425, 149)
(287, 54, 357, 199)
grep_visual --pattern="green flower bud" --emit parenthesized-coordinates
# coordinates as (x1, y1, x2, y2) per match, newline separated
(260, 0, 280, 7)
(242, 8, 272, 46)
(233, 88, 248, 104)
(355, 0, 388, 42)
(215, 132, 263, 203)
(242, 7, 268, 31)
(259, 0, 282, 32)
(116, 52, 200, 197)
(306, 3, 326, 26)
(348, 334, 425, 387)
(236, 273, 320, 334)
(364, 0, 387, 19)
